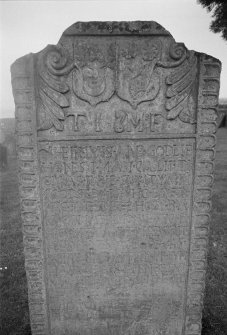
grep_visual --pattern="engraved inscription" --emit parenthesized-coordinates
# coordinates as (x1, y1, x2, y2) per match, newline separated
(113, 110, 165, 133)
(67, 105, 167, 134)
(39, 138, 195, 335)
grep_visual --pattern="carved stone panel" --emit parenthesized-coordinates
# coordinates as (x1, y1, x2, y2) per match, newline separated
(11, 21, 221, 335)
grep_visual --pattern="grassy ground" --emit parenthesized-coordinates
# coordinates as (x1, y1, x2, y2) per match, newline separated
(0, 151, 31, 335)
(0, 128, 226, 335)
(202, 128, 227, 335)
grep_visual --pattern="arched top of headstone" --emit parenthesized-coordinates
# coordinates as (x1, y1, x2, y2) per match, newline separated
(62, 21, 172, 36)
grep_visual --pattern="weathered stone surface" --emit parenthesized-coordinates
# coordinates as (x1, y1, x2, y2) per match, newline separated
(11, 21, 221, 335)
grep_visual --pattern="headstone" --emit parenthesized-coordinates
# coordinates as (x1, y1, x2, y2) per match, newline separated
(11, 21, 221, 335)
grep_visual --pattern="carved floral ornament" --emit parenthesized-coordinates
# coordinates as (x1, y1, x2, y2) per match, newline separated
(36, 41, 198, 131)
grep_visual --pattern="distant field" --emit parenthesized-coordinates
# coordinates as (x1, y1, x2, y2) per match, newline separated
(219, 98, 227, 104)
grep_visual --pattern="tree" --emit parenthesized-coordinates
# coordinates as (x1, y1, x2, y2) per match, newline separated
(198, 0, 227, 40)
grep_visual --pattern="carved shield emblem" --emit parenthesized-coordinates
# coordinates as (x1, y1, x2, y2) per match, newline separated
(117, 41, 161, 108)
(73, 42, 115, 106)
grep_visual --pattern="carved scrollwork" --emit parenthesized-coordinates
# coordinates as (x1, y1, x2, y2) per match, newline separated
(169, 42, 187, 61)
(45, 47, 75, 76)
(165, 51, 198, 123)
(37, 45, 74, 131)
(36, 39, 198, 130)
(157, 42, 187, 68)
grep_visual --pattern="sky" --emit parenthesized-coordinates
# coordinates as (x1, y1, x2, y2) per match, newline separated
(0, 0, 226, 118)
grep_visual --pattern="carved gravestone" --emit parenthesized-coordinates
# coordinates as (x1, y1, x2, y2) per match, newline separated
(11, 22, 221, 335)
